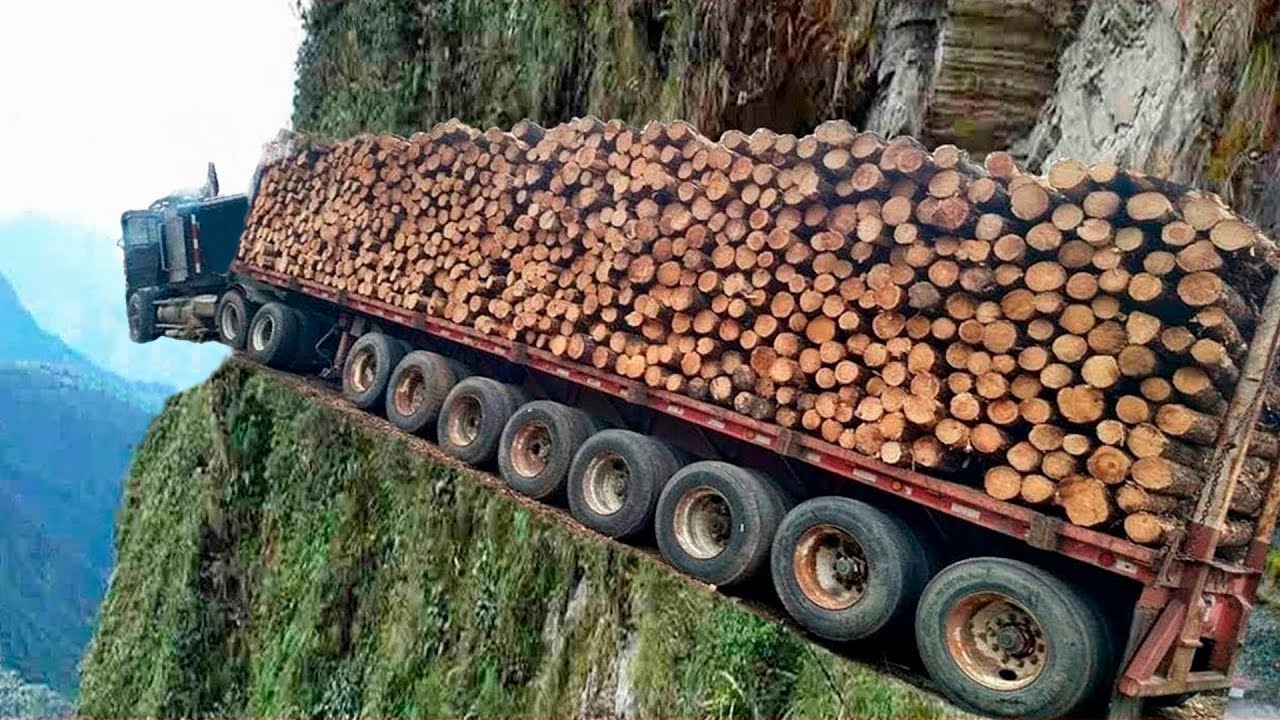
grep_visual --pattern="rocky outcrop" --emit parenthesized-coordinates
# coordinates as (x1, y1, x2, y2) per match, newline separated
(1016, 1, 1255, 179)
(924, 0, 1081, 150)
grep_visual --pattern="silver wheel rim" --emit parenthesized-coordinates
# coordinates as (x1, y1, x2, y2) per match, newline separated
(510, 421, 551, 477)
(251, 315, 275, 352)
(673, 486, 731, 559)
(220, 302, 242, 340)
(446, 395, 483, 448)
(582, 451, 630, 516)
(945, 592, 1049, 691)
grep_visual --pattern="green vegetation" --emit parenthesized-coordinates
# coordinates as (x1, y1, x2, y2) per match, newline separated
(79, 363, 952, 718)
(1262, 547, 1280, 603)
(291, 0, 876, 140)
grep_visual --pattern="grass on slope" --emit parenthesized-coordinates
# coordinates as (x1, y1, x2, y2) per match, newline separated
(79, 363, 952, 718)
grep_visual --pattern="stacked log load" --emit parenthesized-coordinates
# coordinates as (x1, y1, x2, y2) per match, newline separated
(239, 117, 1280, 546)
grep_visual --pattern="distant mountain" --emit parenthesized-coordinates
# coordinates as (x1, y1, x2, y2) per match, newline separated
(0, 272, 159, 693)
(0, 272, 83, 366)
(0, 213, 228, 390)
(0, 271, 171, 409)
(0, 666, 72, 718)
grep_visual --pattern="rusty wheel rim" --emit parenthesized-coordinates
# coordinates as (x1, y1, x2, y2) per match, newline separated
(944, 592, 1048, 691)
(510, 421, 551, 478)
(793, 524, 867, 610)
(446, 395, 483, 448)
(347, 346, 377, 393)
(673, 487, 731, 560)
(392, 367, 425, 417)
(582, 451, 629, 516)
(251, 314, 276, 353)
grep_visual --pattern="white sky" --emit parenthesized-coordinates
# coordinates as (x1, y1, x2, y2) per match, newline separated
(0, 1, 304, 233)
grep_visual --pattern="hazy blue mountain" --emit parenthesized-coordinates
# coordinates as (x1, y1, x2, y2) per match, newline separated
(0, 213, 228, 390)
(0, 666, 72, 718)
(0, 272, 172, 408)
(0, 273, 83, 366)
(0, 272, 158, 693)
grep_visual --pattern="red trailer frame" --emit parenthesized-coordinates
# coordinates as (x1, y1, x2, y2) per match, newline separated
(236, 259, 1280, 708)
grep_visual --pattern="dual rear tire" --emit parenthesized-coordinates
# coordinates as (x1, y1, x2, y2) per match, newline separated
(498, 401, 596, 500)
(914, 558, 1114, 718)
(771, 497, 932, 642)
(655, 462, 791, 587)
(567, 430, 681, 540)
(215, 290, 255, 350)
(437, 377, 527, 466)
(245, 302, 301, 368)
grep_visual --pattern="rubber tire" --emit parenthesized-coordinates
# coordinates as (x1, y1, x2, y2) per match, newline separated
(654, 461, 792, 587)
(214, 290, 254, 350)
(127, 288, 160, 344)
(497, 401, 597, 501)
(567, 429, 682, 539)
(341, 332, 408, 412)
(915, 557, 1114, 718)
(437, 377, 528, 467)
(384, 351, 459, 435)
(771, 496, 933, 642)
(245, 302, 301, 368)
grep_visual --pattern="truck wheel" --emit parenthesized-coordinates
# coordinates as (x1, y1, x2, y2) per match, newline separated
(246, 302, 301, 368)
(127, 288, 160, 344)
(385, 351, 458, 435)
(437, 377, 527, 467)
(567, 430, 681, 539)
(498, 401, 596, 502)
(654, 461, 792, 587)
(342, 332, 407, 412)
(771, 497, 932, 642)
(215, 290, 255, 350)
(915, 557, 1113, 718)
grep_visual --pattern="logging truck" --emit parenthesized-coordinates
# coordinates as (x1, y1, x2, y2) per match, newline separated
(120, 119, 1280, 718)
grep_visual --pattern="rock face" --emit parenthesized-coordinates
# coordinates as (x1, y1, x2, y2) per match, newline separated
(1018, 1, 1254, 177)
(77, 363, 954, 718)
(291, 0, 1277, 232)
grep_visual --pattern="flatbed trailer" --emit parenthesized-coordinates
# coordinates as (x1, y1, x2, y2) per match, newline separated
(226, 257, 1280, 718)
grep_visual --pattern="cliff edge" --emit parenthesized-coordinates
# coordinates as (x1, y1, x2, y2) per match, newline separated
(78, 362, 953, 718)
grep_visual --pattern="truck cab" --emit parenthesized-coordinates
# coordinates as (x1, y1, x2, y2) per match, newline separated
(121, 164, 249, 343)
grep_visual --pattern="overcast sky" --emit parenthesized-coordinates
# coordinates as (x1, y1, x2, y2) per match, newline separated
(0, 1, 304, 234)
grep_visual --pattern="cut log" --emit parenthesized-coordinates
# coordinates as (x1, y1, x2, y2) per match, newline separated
(1156, 403, 1278, 459)
(1086, 445, 1132, 485)
(985, 466, 1023, 501)
(1019, 475, 1057, 505)
(1124, 514, 1252, 547)
(1057, 385, 1105, 424)
(1057, 476, 1111, 527)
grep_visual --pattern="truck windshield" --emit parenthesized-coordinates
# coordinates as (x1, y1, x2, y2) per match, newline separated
(122, 216, 163, 247)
